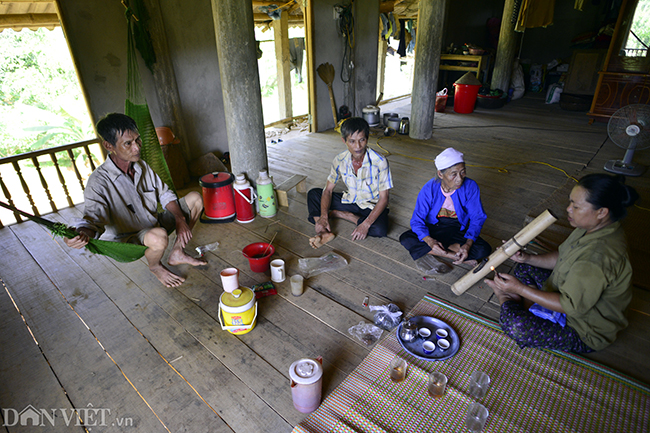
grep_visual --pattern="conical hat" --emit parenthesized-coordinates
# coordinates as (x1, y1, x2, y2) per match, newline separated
(454, 72, 482, 86)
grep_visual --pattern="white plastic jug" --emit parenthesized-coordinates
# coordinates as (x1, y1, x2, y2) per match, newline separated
(289, 357, 323, 413)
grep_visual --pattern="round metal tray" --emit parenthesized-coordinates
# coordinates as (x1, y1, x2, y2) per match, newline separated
(396, 315, 460, 361)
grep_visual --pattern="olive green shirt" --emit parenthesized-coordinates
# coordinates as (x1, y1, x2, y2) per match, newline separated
(543, 222, 633, 351)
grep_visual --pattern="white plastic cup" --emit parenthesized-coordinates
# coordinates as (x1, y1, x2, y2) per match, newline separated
(270, 259, 285, 283)
(290, 275, 304, 296)
(220, 268, 239, 293)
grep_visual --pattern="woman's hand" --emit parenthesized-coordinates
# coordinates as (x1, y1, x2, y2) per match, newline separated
(486, 272, 523, 294)
(484, 272, 524, 304)
(453, 243, 471, 264)
(423, 236, 447, 256)
(501, 240, 528, 263)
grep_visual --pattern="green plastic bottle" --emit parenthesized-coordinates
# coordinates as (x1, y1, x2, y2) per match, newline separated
(256, 170, 277, 218)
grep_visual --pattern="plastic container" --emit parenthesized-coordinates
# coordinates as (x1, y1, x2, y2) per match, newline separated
(234, 173, 256, 223)
(256, 170, 277, 218)
(218, 287, 257, 335)
(453, 83, 480, 114)
(242, 242, 275, 273)
(199, 172, 236, 223)
(289, 357, 323, 413)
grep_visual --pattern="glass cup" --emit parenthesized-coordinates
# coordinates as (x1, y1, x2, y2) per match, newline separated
(290, 275, 304, 296)
(389, 357, 407, 382)
(469, 371, 491, 400)
(399, 320, 418, 342)
(465, 402, 489, 432)
(427, 371, 447, 398)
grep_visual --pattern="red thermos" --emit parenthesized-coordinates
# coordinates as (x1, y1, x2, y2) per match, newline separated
(233, 173, 256, 223)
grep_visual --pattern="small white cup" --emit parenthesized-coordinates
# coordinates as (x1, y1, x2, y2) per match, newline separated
(270, 259, 285, 283)
(418, 328, 432, 338)
(220, 267, 239, 293)
(438, 339, 450, 350)
(290, 275, 304, 296)
(435, 328, 449, 339)
(422, 341, 436, 354)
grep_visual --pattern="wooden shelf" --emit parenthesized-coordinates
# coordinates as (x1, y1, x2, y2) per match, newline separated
(439, 54, 488, 80)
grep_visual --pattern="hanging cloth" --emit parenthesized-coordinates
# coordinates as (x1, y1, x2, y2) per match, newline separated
(515, 0, 556, 32)
(0, 201, 147, 263)
(124, 3, 176, 194)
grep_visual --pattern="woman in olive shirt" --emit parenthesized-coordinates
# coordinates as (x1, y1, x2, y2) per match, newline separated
(485, 174, 639, 352)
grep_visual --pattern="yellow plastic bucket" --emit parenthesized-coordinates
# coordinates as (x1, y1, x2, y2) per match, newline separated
(219, 287, 257, 335)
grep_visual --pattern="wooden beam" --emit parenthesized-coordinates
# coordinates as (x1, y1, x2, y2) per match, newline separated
(273, 12, 292, 119)
(253, 13, 303, 23)
(0, 13, 59, 28)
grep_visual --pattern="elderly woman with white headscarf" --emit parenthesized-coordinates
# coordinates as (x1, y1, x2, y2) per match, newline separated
(400, 147, 491, 273)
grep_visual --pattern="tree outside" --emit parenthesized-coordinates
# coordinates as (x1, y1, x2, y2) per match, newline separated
(0, 27, 95, 159)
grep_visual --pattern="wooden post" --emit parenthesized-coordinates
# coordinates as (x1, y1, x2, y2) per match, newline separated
(302, 0, 316, 132)
(491, 0, 520, 93)
(211, 0, 268, 182)
(273, 12, 293, 119)
(376, 37, 388, 104)
(410, 0, 447, 140)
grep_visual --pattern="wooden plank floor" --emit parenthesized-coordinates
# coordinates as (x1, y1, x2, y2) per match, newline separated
(1, 95, 649, 432)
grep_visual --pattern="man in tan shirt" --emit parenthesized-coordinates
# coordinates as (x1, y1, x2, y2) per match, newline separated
(64, 113, 205, 287)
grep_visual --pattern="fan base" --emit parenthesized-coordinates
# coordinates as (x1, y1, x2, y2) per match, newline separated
(604, 160, 647, 177)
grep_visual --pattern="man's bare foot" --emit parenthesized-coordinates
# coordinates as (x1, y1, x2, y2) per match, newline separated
(309, 232, 336, 248)
(150, 264, 186, 287)
(168, 248, 207, 267)
(464, 259, 478, 267)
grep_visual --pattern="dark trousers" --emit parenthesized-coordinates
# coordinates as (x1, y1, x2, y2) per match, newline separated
(307, 188, 389, 238)
(399, 217, 491, 260)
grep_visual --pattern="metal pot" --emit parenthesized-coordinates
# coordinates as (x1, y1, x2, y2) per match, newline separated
(387, 116, 400, 130)
(362, 105, 380, 126)
(398, 117, 410, 135)
(383, 112, 398, 126)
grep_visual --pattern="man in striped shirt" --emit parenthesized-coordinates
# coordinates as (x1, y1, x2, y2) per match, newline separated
(307, 117, 393, 248)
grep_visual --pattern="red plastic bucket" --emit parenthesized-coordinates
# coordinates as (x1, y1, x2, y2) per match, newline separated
(453, 83, 480, 114)
(200, 172, 236, 223)
(242, 243, 276, 273)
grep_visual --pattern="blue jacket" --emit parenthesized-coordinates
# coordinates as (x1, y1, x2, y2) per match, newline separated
(410, 178, 487, 242)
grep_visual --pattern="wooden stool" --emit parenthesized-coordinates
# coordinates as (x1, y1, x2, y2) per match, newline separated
(275, 175, 307, 207)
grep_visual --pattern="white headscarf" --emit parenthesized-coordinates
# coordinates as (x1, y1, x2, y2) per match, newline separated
(435, 148, 464, 171)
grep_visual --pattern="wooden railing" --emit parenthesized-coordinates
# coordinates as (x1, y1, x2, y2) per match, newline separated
(0, 138, 104, 228)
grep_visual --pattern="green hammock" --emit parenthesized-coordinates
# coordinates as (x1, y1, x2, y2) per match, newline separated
(0, 201, 147, 263)
(124, 1, 176, 195)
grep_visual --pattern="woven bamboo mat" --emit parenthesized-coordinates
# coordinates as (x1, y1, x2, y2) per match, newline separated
(293, 294, 650, 433)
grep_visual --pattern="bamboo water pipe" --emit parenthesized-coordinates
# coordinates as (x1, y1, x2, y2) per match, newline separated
(450, 210, 558, 296)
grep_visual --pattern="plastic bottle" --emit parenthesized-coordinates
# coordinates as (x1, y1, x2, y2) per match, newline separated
(256, 170, 277, 218)
(195, 241, 220, 257)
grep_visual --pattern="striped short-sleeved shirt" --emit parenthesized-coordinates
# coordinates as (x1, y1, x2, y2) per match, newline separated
(327, 148, 393, 210)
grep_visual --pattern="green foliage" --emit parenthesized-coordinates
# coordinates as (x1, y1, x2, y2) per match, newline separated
(629, 0, 650, 51)
(0, 28, 94, 158)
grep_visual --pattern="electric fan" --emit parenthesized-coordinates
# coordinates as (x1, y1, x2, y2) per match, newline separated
(604, 104, 650, 177)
